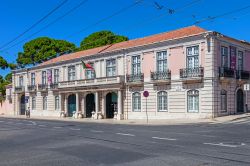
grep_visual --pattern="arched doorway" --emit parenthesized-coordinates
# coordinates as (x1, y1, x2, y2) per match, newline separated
(68, 94, 76, 117)
(20, 95, 25, 115)
(236, 89, 244, 113)
(86, 93, 95, 118)
(106, 92, 118, 118)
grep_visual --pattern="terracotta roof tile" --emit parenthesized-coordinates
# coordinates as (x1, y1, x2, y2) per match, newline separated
(40, 26, 207, 66)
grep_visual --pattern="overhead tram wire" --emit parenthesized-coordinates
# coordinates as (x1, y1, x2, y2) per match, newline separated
(0, 0, 68, 50)
(34, 0, 203, 63)
(194, 4, 250, 24)
(65, 0, 144, 39)
(0, 0, 89, 52)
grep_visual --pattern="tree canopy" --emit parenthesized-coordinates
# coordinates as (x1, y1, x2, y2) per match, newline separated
(80, 30, 128, 51)
(0, 56, 8, 70)
(17, 37, 76, 67)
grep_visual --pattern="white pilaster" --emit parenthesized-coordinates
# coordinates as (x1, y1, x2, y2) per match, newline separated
(75, 92, 79, 118)
(81, 94, 86, 117)
(101, 92, 106, 118)
(94, 92, 99, 119)
(36, 92, 43, 112)
(47, 90, 54, 111)
(64, 94, 68, 116)
(117, 90, 123, 120)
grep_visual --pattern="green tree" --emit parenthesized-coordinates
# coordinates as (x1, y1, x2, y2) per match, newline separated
(8, 63, 17, 70)
(17, 37, 76, 67)
(5, 73, 12, 83)
(80, 30, 128, 50)
(0, 56, 8, 69)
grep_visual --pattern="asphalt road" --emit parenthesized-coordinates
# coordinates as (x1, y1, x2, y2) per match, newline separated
(0, 117, 250, 166)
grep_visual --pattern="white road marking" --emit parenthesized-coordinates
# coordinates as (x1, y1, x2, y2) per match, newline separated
(7, 122, 13, 124)
(116, 133, 135, 137)
(69, 128, 80, 131)
(152, 137, 177, 141)
(16, 122, 23, 125)
(90, 130, 104, 133)
(203, 142, 245, 148)
(0, 121, 3, 123)
(38, 125, 46, 127)
(26, 124, 33, 126)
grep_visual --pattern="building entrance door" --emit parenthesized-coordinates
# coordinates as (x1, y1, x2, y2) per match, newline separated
(20, 95, 25, 115)
(106, 92, 117, 118)
(86, 93, 95, 118)
(68, 94, 76, 117)
(237, 89, 244, 113)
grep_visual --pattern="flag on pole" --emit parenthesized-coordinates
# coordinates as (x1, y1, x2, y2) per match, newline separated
(81, 60, 94, 70)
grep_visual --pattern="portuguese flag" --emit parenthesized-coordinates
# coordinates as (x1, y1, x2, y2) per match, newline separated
(81, 60, 94, 70)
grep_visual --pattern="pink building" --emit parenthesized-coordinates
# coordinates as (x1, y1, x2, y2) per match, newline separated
(5, 26, 250, 119)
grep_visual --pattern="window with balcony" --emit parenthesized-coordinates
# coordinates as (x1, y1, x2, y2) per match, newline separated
(85, 63, 95, 79)
(32, 96, 36, 110)
(132, 55, 141, 75)
(187, 90, 199, 113)
(68, 66, 76, 81)
(132, 92, 141, 112)
(187, 46, 199, 69)
(106, 59, 116, 77)
(157, 91, 168, 112)
(221, 90, 227, 111)
(19, 76, 23, 86)
(31, 73, 35, 85)
(55, 96, 60, 110)
(54, 69, 59, 83)
(238, 51, 243, 71)
(43, 96, 47, 110)
(157, 51, 167, 72)
(42, 71, 47, 85)
(221, 46, 229, 68)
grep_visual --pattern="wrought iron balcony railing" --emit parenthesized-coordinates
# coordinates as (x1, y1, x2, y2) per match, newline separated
(151, 70, 171, 81)
(50, 83, 59, 89)
(27, 85, 36, 91)
(236, 70, 250, 80)
(126, 73, 144, 83)
(14, 86, 24, 92)
(180, 67, 204, 78)
(38, 84, 48, 91)
(219, 67, 235, 78)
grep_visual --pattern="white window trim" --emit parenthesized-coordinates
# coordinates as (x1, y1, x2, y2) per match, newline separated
(132, 92, 141, 112)
(157, 91, 168, 112)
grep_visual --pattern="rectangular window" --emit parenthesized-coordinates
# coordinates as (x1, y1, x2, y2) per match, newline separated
(132, 55, 141, 75)
(221, 46, 229, 68)
(68, 66, 76, 81)
(42, 71, 47, 85)
(85, 63, 95, 79)
(106, 59, 116, 77)
(54, 69, 59, 83)
(186, 46, 199, 68)
(55, 96, 60, 110)
(31, 73, 35, 86)
(187, 90, 199, 113)
(157, 91, 168, 112)
(32, 97, 36, 110)
(132, 92, 141, 112)
(19, 76, 23, 86)
(238, 51, 244, 71)
(157, 51, 167, 72)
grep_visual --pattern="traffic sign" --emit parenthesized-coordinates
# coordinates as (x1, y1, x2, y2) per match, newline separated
(244, 84, 250, 91)
(143, 91, 149, 97)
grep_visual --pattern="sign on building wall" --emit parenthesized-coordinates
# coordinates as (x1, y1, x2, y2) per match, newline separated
(244, 84, 250, 91)
(230, 46, 237, 70)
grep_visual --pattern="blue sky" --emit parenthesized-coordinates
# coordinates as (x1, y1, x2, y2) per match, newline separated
(0, 0, 250, 76)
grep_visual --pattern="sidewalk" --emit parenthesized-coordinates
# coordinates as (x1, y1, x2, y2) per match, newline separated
(1, 113, 250, 125)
